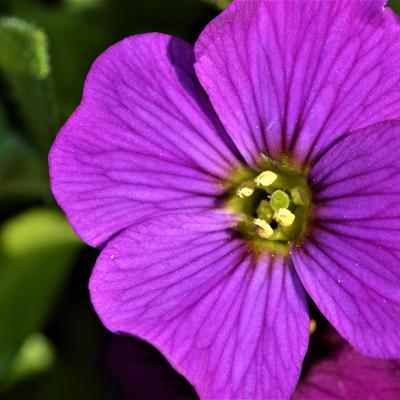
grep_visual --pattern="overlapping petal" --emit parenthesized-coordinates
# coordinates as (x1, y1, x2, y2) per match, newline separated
(195, 0, 400, 166)
(293, 328, 400, 400)
(292, 121, 400, 358)
(90, 213, 309, 399)
(49, 33, 240, 247)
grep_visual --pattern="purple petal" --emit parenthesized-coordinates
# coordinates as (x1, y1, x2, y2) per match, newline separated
(195, 0, 400, 166)
(90, 213, 309, 399)
(293, 328, 400, 400)
(49, 33, 239, 247)
(292, 121, 400, 358)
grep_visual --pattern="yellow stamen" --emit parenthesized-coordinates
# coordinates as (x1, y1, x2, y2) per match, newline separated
(253, 218, 274, 239)
(290, 186, 311, 207)
(254, 171, 278, 188)
(256, 200, 274, 221)
(236, 185, 255, 198)
(310, 319, 317, 335)
(274, 208, 295, 227)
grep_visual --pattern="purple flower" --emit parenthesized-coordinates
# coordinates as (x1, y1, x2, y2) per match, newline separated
(293, 328, 400, 400)
(49, 1, 400, 399)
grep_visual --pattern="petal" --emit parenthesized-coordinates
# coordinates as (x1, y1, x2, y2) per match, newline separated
(49, 33, 240, 247)
(90, 213, 310, 399)
(195, 0, 400, 166)
(293, 328, 400, 400)
(292, 121, 400, 358)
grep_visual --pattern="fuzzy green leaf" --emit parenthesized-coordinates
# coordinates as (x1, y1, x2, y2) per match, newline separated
(0, 17, 58, 152)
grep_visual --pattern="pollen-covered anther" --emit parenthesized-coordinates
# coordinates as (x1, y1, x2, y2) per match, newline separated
(290, 186, 311, 207)
(254, 170, 278, 188)
(236, 183, 255, 198)
(310, 319, 317, 335)
(253, 218, 274, 239)
(274, 208, 295, 227)
(257, 200, 273, 222)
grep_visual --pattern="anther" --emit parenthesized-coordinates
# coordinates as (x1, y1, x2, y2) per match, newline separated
(290, 187, 311, 207)
(253, 218, 274, 239)
(236, 183, 255, 198)
(256, 200, 273, 222)
(273, 208, 295, 227)
(254, 171, 278, 188)
(310, 319, 317, 335)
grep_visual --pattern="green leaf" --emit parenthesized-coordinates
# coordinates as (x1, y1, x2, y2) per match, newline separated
(6, 5, 112, 120)
(65, 0, 105, 9)
(200, 0, 231, 9)
(388, 0, 400, 15)
(0, 105, 48, 201)
(3, 333, 55, 389)
(0, 209, 82, 380)
(0, 17, 58, 152)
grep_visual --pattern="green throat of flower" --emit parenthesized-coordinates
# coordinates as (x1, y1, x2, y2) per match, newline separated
(226, 158, 312, 256)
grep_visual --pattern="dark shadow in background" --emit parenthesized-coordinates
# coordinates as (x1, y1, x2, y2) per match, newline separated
(98, 335, 198, 400)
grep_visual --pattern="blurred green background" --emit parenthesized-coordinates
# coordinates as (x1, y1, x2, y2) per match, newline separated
(0, 0, 399, 399)
(0, 0, 222, 398)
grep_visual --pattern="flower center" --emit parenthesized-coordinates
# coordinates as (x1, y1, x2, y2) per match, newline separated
(226, 157, 312, 256)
